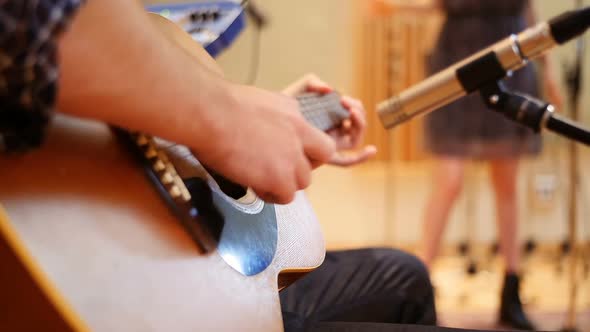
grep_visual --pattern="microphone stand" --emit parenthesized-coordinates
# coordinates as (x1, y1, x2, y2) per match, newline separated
(477, 77, 587, 332)
(476, 6, 589, 326)
(561, 1, 586, 328)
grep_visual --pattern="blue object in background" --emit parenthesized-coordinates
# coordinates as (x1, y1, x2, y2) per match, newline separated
(147, 1, 246, 58)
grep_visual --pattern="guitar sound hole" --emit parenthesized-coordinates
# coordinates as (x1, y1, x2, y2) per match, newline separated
(214, 176, 248, 200)
(184, 177, 224, 242)
(202, 167, 248, 200)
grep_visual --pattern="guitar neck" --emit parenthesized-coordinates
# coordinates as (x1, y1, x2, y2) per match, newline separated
(296, 92, 349, 131)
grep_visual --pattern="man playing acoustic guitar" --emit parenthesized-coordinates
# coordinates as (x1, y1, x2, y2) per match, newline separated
(0, 0, 437, 331)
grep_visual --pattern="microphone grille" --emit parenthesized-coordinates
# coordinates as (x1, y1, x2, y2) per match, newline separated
(377, 97, 410, 129)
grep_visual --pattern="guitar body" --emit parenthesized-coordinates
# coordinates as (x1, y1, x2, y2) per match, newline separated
(0, 14, 326, 332)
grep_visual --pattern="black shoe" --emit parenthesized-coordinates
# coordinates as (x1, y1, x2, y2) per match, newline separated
(499, 273, 536, 330)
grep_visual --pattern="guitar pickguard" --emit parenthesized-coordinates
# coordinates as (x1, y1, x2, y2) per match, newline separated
(211, 185, 278, 277)
(148, 138, 278, 277)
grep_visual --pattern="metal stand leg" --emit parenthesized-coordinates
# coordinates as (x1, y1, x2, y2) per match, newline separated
(562, 2, 585, 329)
(562, 138, 580, 332)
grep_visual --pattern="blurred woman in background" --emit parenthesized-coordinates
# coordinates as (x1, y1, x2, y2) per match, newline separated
(420, 0, 563, 330)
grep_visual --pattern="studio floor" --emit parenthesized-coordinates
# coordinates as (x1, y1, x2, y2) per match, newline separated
(430, 246, 590, 331)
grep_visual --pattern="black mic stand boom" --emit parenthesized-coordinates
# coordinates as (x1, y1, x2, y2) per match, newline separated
(478, 81, 590, 147)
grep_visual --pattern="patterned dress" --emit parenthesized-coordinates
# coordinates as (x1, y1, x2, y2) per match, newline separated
(424, 0, 542, 159)
(0, 0, 84, 153)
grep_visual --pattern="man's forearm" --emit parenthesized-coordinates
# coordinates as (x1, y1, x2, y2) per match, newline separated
(57, 0, 233, 147)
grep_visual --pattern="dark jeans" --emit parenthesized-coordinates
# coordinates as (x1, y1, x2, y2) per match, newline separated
(280, 248, 437, 332)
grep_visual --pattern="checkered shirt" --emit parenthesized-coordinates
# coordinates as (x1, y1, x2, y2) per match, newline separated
(0, 0, 84, 152)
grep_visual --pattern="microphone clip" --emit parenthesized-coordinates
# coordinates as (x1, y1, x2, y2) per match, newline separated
(479, 81, 590, 146)
(479, 81, 551, 133)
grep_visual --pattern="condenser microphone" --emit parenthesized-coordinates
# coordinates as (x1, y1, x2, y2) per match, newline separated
(377, 7, 590, 129)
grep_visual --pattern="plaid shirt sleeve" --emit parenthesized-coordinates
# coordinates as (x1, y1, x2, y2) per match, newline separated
(0, 0, 84, 153)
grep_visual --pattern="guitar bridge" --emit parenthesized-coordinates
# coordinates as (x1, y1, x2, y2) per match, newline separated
(112, 127, 220, 254)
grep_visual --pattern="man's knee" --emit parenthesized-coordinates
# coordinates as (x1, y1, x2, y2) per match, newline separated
(368, 248, 433, 296)
(366, 248, 437, 324)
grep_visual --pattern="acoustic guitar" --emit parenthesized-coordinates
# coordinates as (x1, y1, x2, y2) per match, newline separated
(0, 13, 350, 332)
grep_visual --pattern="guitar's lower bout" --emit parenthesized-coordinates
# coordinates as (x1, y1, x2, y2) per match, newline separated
(0, 207, 87, 332)
(0, 115, 325, 331)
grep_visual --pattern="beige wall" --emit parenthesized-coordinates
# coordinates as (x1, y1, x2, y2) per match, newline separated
(145, 0, 359, 93)
(216, 0, 359, 95)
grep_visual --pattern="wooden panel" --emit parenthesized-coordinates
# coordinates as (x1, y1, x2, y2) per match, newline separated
(357, 1, 443, 162)
(358, 17, 393, 160)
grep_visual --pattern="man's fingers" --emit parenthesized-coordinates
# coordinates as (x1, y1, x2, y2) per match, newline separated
(342, 119, 352, 130)
(340, 97, 366, 134)
(309, 158, 323, 169)
(329, 145, 377, 167)
(306, 83, 332, 94)
(341, 96, 366, 116)
(295, 154, 312, 190)
(301, 125, 336, 166)
(253, 154, 311, 204)
(253, 178, 296, 204)
(283, 73, 333, 96)
(303, 74, 332, 94)
(257, 191, 293, 205)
